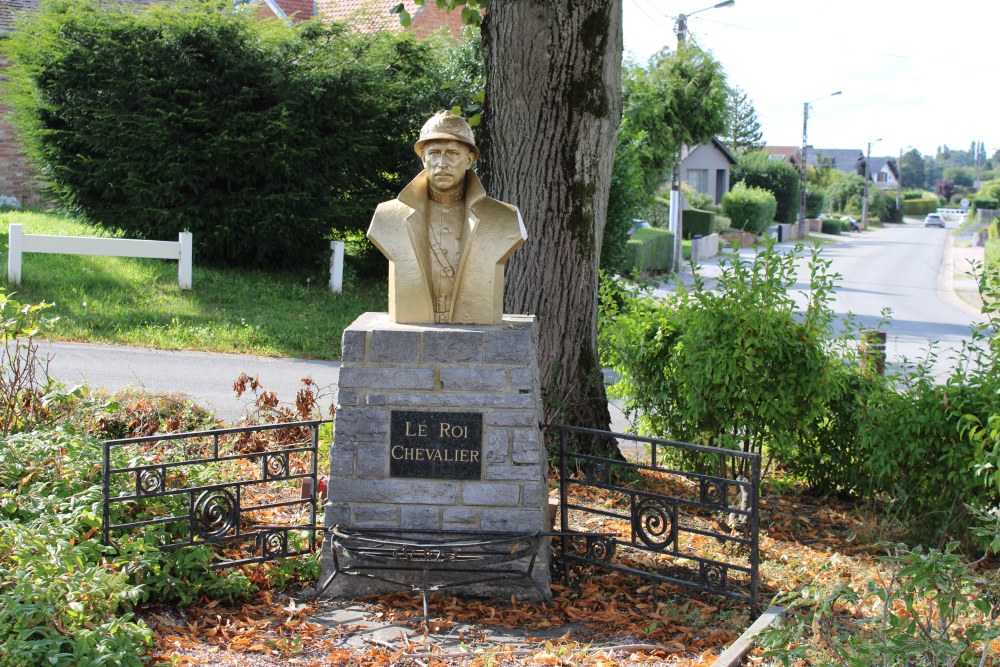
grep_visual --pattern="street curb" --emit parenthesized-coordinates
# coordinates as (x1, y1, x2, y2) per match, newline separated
(938, 234, 982, 318)
(709, 605, 784, 667)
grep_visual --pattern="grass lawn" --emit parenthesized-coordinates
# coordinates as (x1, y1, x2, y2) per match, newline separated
(0, 211, 386, 359)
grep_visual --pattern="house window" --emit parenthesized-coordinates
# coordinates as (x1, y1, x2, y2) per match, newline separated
(686, 169, 709, 193)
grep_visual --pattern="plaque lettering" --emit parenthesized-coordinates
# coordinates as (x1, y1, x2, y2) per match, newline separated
(390, 410, 483, 479)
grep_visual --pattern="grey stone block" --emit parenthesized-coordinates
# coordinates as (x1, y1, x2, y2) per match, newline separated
(462, 482, 520, 506)
(327, 442, 356, 479)
(440, 368, 505, 392)
(487, 429, 509, 463)
(484, 464, 540, 481)
(442, 507, 477, 525)
(512, 429, 542, 464)
(401, 505, 440, 530)
(338, 367, 435, 391)
(334, 407, 388, 443)
(365, 394, 386, 406)
(352, 504, 399, 524)
(481, 508, 544, 532)
(509, 368, 538, 391)
(341, 329, 367, 362)
(387, 393, 534, 409)
(355, 444, 388, 478)
(328, 479, 460, 505)
(523, 482, 548, 505)
(370, 330, 420, 363)
(486, 326, 534, 365)
(324, 502, 350, 526)
(486, 412, 541, 428)
(337, 391, 360, 407)
(424, 330, 484, 364)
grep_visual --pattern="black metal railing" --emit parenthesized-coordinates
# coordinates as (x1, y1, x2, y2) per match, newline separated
(547, 424, 760, 611)
(102, 420, 329, 568)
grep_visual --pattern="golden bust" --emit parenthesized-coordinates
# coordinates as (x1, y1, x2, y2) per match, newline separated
(367, 111, 527, 325)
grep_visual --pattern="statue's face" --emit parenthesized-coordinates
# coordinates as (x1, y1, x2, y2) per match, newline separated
(422, 139, 473, 192)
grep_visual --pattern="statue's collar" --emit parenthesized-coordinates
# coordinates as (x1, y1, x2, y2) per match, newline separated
(400, 170, 487, 210)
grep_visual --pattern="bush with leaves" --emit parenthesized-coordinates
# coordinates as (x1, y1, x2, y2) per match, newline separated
(601, 240, 847, 478)
(3, 0, 452, 269)
(722, 182, 777, 234)
(731, 150, 801, 224)
(759, 542, 1000, 667)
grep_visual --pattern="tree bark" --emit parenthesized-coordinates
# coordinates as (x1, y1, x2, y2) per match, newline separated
(479, 1, 622, 453)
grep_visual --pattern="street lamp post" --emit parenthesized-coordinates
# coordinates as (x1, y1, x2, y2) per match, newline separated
(669, 0, 734, 274)
(798, 91, 842, 237)
(862, 138, 882, 227)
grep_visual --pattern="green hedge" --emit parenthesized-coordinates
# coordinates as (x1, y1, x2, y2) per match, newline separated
(722, 182, 776, 235)
(627, 228, 674, 274)
(681, 209, 713, 239)
(821, 219, 842, 235)
(973, 197, 999, 211)
(901, 197, 939, 216)
(4, 0, 449, 269)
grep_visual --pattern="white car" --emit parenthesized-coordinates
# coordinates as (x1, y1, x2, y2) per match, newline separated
(924, 213, 945, 228)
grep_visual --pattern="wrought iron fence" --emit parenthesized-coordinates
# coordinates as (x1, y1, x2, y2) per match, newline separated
(547, 424, 760, 611)
(102, 419, 329, 568)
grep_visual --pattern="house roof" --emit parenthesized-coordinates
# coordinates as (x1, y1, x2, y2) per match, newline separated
(0, 0, 39, 34)
(253, 0, 316, 22)
(316, 0, 466, 38)
(806, 147, 865, 175)
(868, 157, 899, 180)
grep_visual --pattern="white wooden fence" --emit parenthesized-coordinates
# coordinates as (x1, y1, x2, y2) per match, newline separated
(7, 224, 193, 289)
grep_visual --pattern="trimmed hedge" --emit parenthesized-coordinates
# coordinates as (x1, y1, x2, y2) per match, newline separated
(682, 209, 713, 239)
(973, 197, 999, 211)
(731, 151, 801, 224)
(821, 219, 842, 235)
(627, 227, 674, 274)
(901, 197, 939, 216)
(4, 0, 448, 269)
(722, 182, 776, 235)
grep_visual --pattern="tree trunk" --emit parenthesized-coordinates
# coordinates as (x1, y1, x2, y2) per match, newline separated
(479, 1, 622, 455)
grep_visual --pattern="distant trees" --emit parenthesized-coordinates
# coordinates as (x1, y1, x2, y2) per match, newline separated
(722, 86, 764, 154)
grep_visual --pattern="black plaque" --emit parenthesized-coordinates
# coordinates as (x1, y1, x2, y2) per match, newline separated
(389, 410, 483, 479)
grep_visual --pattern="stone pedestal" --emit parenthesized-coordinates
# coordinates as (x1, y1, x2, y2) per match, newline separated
(320, 312, 549, 599)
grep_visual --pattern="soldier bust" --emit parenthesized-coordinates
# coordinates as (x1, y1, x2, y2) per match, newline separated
(367, 111, 527, 325)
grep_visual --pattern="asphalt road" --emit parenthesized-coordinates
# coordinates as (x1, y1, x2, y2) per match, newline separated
(36, 340, 341, 423)
(34, 219, 984, 425)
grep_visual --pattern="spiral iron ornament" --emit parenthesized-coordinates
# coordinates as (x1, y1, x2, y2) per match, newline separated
(193, 488, 238, 539)
(263, 452, 289, 481)
(631, 495, 676, 552)
(700, 562, 727, 589)
(586, 535, 616, 563)
(259, 530, 286, 558)
(700, 479, 728, 508)
(137, 467, 165, 495)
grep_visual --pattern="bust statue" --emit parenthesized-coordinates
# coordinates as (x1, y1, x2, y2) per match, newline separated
(367, 111, 527, 325)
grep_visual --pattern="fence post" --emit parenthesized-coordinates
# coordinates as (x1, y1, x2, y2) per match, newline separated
(329, 240, 344, 293)
(860, 329, 886, 375)
(8, 224, 23, 286)
(178, 232, 192, 290)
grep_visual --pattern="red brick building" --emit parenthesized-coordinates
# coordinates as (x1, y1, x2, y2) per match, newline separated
(316, 0, 466, 39)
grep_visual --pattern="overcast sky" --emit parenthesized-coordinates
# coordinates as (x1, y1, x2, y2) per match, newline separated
(622, 0, 998, 160)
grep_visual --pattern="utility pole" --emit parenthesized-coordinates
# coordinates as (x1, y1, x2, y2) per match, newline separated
(862, 138, 881, 228)
(798, 91, 841, 237)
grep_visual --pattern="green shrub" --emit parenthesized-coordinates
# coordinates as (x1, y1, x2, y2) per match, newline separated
(681, 208, 713, 239)
(721, 182, 776, 234)
(973, 197, 999, 210)
(3, 0, 450, 269)
(601, 240, 843, 477)
(901, 197, 939, 216)
(820, 219, 842, 235)
(731, 151, 801, 223)
(626, 227, 674, 274)
(760, 542, 1000, 666)
(805, 188, 825, 218)
(902, 191, 923, 200)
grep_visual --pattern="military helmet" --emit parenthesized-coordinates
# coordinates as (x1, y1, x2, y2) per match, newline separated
(414, 110, 479, 161)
